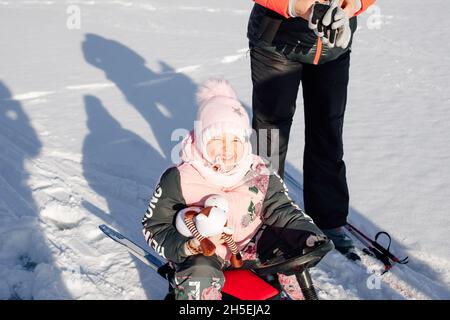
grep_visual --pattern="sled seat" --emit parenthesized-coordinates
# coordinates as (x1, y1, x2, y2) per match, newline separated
(222, 269, 279, 300)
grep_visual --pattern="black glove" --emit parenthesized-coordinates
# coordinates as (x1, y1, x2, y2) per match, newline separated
(309, 1, 352, 49)
(322, 0, 352, 48)
(256, 226, 325, 262)
(308, 3, 337, 40)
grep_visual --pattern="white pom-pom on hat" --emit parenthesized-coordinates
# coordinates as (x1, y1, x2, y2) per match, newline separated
(196, 78, 238, 106)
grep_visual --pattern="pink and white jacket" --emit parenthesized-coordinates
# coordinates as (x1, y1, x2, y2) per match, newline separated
(142, 154, 322, 264)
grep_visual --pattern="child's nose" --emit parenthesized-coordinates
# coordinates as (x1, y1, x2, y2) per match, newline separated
(222, 142, 234, 155)
(222, 144, 233, 157)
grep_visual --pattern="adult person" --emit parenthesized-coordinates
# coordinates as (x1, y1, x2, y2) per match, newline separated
(247, 0, 376, 259)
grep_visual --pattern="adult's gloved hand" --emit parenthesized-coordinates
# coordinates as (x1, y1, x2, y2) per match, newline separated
(321, 0, 353, 49)
(308, 2, 332, 38)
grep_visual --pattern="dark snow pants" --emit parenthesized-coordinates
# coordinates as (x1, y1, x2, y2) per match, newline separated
(174, 255, 225, 300)
(250, 46, 350, 229)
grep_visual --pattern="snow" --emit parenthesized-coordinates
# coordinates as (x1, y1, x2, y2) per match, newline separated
(0, 0, 449, 300)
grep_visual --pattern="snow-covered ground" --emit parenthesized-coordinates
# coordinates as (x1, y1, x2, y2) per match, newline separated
(0, 0, 449, 299)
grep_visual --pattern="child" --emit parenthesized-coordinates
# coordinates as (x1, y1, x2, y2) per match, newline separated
(142, 79, 326, 300)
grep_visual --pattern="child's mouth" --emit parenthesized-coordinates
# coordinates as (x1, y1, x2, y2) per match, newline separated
(222, 154, 234, 161)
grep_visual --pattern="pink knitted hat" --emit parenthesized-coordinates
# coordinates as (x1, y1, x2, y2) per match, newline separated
(194, 79, 252, 163)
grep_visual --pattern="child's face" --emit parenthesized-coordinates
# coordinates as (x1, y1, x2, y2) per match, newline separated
(206, 133, 245, 170)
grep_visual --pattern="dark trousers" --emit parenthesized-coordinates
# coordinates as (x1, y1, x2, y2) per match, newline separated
(174, 255, 225, 300)
(251, 47, 350, 229)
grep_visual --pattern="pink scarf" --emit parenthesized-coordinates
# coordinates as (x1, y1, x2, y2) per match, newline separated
(180, 131, 255, 189)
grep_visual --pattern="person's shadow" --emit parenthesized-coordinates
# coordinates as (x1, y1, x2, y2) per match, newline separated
(0, 81, 71, 299)
(81, 34, 198, 299)
(82, 34, 197, 161)
(82, 95, 170, 299)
